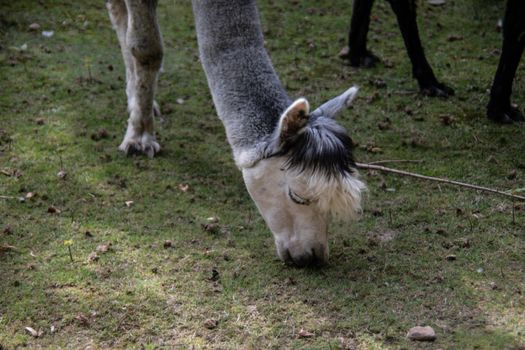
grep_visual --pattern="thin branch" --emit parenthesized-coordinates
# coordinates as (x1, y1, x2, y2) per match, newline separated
(0, 195, 16, 200)
(356, 162, 525, 202)
(368, 159, 424, 165)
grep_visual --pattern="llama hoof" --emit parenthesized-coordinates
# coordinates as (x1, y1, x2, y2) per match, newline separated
(487, 105, 525, 124)
(508, 106, 525, 122)
(420, 82, 454, 98)
(347, 50, 380, 68)
(119, 134, 160, 158)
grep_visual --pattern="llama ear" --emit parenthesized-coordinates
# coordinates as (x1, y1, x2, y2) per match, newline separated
(277, 98, 310, 145)
(311, 86, 358, 119)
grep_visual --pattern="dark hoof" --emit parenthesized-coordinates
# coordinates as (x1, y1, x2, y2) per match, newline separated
(508, 106, 525, 122)
(420, 82, 455, 98)
(487, 105, 525, 124)
(346, 50, 380, 68)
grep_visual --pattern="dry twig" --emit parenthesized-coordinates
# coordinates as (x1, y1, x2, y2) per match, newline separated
(356, 162, 525, 201)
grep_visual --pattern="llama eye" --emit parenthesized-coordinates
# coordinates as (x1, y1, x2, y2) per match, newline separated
(288, 188, 311, 206)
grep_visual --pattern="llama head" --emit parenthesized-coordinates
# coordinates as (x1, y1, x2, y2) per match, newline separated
(241, 86, 366, 267)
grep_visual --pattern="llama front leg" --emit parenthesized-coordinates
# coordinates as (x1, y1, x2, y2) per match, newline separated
(107, 0, 163, 157)
(487, 0, 525, 123)
(386, 0, 454, 97)
(345, 0, 380, 67)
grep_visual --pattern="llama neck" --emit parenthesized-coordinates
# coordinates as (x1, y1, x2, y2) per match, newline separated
(193, 0, 291, 161)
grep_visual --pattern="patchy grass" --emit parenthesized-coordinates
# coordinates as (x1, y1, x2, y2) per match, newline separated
(1, 0, 525, 349)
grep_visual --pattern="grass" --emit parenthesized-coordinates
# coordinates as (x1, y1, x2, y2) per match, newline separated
(1, 0, 525, 348)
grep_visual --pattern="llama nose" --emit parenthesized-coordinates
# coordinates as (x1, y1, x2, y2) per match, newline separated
(284, 246, 328, 267)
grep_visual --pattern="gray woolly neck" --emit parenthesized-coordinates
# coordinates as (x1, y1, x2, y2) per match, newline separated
(192, 0, 291, 167)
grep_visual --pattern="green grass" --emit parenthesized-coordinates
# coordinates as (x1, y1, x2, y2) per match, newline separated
(1, 0, 525, 348)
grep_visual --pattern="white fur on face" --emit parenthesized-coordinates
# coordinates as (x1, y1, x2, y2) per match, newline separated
(242, 156, 364, 266)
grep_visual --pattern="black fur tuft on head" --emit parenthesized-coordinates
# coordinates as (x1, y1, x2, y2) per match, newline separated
(281, 116, 357, 177)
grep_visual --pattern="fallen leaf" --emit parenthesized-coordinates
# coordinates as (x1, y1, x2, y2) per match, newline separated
(209, 269, 220, 281)
(507, 170, 518, 180)
(439, 114, 456, 126)
(203, 318, 218, 329)
(75, 313, 89, 326)
(25, 326, 42, 337)
(447, 35, 464, 42)
(90, 128, 109, 141)
(96, 243, 110, 253)
(202, 223, 219, 234)
(178, 183, 189, 192)
(47, 206, 61, 214)
(298, 329, 315, 338)
(125, 200, 134, 207)
(25, 192, 36, 199)
(87, 252, 99, 262)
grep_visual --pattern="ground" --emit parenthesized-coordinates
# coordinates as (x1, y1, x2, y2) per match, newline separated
(1, 0, 525, 349)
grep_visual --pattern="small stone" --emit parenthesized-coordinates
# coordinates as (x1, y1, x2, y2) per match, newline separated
(407, 326, 436, 341)
(203, 318, 218, 329)
(338, 46, 350, 59)
(176, 98, 185, 105)
(25, 192, 36, 199)
(28, 23, 41, 31)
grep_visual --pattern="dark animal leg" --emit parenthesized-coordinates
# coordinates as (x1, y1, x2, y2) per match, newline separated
(487, 0, 525, 123)
(386, 0, 454, 97)
(347, 0, 380, 67)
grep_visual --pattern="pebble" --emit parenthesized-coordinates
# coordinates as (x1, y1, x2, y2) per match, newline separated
(407, 326, 436, 341)
(28, 23, 40, 31)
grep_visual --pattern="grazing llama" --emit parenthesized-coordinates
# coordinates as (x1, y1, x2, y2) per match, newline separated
(106, 0, 366, 266)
